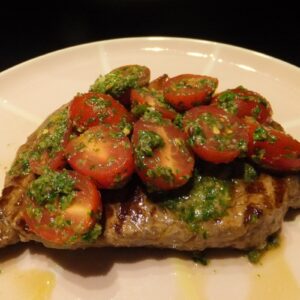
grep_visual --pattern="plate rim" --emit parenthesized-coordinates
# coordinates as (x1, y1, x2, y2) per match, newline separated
(0, 36, 299, 79)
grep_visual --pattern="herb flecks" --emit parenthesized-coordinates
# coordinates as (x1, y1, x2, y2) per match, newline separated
(82, 223, 102, 242)
(90, 65, 149, 98)
(253, 126, 277, 143)
(27, 169, 75, 209)
(247, 233, 280, 264)
(9, 108, 69, 176)
(160, 173, 232, 232)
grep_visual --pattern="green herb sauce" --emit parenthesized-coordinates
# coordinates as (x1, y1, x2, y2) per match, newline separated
(82, 223, 102, 242)
(160, 172, 232, 232)
(217, 91, 238, 114)
(9, 108, 69, 176)
(253, 126, 277, 143)
(27, 169, 75, 209)
(135, 130, 164, 169)
(90, 65, 148, 98)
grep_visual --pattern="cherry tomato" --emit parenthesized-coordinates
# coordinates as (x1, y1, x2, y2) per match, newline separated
(148, 74, 169, 90)
(23, 170, 101, 245)
(183, 106, 248, 164)
(247, 122, 300, 171)
(69, 92, 132, 132)
(163, 74, 218, 111)
(132, 119, 194, 191)
(90, 65, 150, 107)
(212, 86, 272, 123)
(66, 125, 134, 189)
(130, 87, 177, 120)
(29, 109, 71, 175)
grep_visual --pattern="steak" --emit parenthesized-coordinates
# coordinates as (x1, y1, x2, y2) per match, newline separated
(0, 106, 300, 251)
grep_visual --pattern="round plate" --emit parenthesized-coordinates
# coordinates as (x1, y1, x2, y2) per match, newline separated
(0, 37, 300, 300)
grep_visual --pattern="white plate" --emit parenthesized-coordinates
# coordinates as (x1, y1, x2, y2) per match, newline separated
(0, 37, 300, 300)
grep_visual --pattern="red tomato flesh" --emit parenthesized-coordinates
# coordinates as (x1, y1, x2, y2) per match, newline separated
(183, 106, 248, 164)
(23, 171, 101, 245)
(66, 125, 134, 189)
(132, 119, 195, 191)
(163, 74, 218, 111)
(247, 123, 300, 171)
(130, 88, 177, 120)
(212, 86, 272, 123)
(69, 92, 132, 132)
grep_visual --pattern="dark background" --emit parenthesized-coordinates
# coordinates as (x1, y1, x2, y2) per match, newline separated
(0, 1, 299, 71)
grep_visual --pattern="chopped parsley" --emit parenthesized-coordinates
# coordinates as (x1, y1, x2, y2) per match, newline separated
(90, 65, 148, 98)
(82, 223, 102, 242)
(9, 108, 69, 176)
(27, 169, 75, 209)
(253, 126, 277, 143)
(243, 163, 258, 182)
(247, 233, 280, 264)
(216, 91, 238, 114)
(160, 173, 232, 232)
(135, 130, 164, 169)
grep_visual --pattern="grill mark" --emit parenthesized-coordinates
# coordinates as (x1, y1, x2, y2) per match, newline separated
(273, 178, 286, 208)
(244, 203, 263, 225)
(245, 181, 265, 194)
(16, 217, 30, 233)
(115, 186, 145, 234)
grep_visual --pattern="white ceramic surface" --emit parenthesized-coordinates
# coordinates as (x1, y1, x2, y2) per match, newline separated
(0, 37, 300, 300)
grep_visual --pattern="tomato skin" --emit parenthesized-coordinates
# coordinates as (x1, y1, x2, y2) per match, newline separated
(163, 74, 218, 111)
(66, 125, 134, 189)
(212, 86, 272, 123)
(23, 171, 101, 245)
(132, 119, 194, 191)
(29, 113, 72, 175)
(69, 92, 132, 132)
(183, 106, 248, 164)
(247, 123, 300, 171)
(148, 74, 169, 90)
(90, 65, 150, 107)
(130, 88, 177, 120)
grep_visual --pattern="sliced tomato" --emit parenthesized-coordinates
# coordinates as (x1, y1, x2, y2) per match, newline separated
(23, 170, 101, 245)
(247, 122, 300, 171)
(69, 92, 132, 132)
(130, 87, 177, 120)
(29, 109, 71, 175)
(90, 65, 150, 107)
(148, 74, 169, 90)
(132, 119, 194, 191)
(212, 86, 272, 123)
(66, 125, 134, 189)
(163, 74, 218, 111)
(183, 106, 248, 164)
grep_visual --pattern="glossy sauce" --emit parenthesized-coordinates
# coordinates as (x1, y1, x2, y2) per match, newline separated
(0, 267, 55, 300)
(248, 239, 300, 300)
(173, 238, 300, 300)
(172, 257, 205, 300)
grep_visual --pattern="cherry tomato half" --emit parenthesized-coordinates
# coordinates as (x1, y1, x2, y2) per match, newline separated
(29, 109, 71, 175)
(66, 125, 134, 189)
(247, 122, 300, 171)
(163, 74, 218, 111)
(90, 65, 150, 107)
(69, 92, 132, 132)
(132, 119, 194, 191)
(148, 74, 169, 90)
(130, 87, 177, 120)
(23, 170, 101, 245)
(212, 86, 272, 123)
(183, 106, 248, 164)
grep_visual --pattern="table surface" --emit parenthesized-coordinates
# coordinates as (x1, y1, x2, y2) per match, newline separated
(0, 2, 299, 71)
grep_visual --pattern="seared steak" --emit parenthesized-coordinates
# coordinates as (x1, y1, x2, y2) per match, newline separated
(0, 107, 299, 250)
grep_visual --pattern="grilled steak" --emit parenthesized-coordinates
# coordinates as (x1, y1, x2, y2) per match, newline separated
(0, 106, 300, 251)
